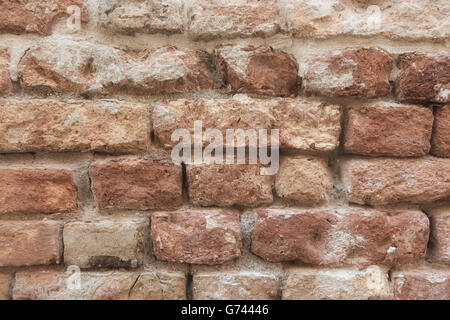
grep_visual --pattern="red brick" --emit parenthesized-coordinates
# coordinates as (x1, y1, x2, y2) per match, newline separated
(392, 268, 450, 300)
(0, 0, 88, 35)
(251, 207, 429, 267)
(0, 50, 12, 92)
(0, 168, 77, 214)
(431, 105, 450, 157)
(304, 48, 393, 98)
(215, 45, 299, 97)
(18, 39, 213, 95)
(152, 209, 242, 265)
(396, 53, 450, 103)
(427, 206, 450, 264)
(0, 273, 12, 300)
(90, 160, 183, 210)
(186, 163, 273, 207)
(341, 157, 450, 206)
(344, 103, 434, 157)
(0, 221, 61, 267)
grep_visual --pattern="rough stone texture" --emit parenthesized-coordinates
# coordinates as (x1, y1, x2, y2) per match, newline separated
(153, 97, 276, 149)
(64, 219, 148, 269)
(396, 53, 450, 104)
(392, 268, 450, 300)
(0, 273, 12, 300)
(90, 160, 182, 211)
(187, 163, 274, 207)
(427, 206, 450, 264)
(0, 50, 12, 93)
(282, 266, 390, 300)
(0, 99, 150, 153)
(275, 156, 332, 205)
(0, 0, 88, 35)
(193, 272, 279, 300)
(215, 45, 299, 97)
(18, 39, 213, 95)
(0, 221, 61, 267)
(344, 103, 434, 157)
(431, 105, 450, 157)
(13, 270, 186, 300)
(341, 157, 450, 206)
(154, 97, 341, 152)
(251, 207, 429, 267)
(187, 0, 281, 40)
(303, 48, 393, 98)
(99, 0, 184, 34)
(129, 271, 186, 300)
(284, 0, 450, 41)
(152, 209, 242, 265)
(0, 168, 77, 214)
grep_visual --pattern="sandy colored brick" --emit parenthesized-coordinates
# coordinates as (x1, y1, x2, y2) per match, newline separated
(215, 45, 299, 97)
(275, 156, 332, 205)
(0, 99, 150, 153)
(341, 157, 450, 206)
(344, 103, 434, 157)
(99, 0, 184, 34)
(303, 48, 393, 98)
(396, 53, 450, 103)
(152, 209, 242, 265)
(187, 163, 274, 207)
(392, 268, 450, 300)
(0, 50, 12, 92)
(18, 39, 213, 95)
(284, 0, 449, 41)
(431, 105, 450, 157)
(0, 0, 88, 35)
(193, 272, 278, 300)
(129, 271, 186, 300)
(154, 97, 341, 152)
(427, 206, 450, 264)
(0, 273, 12, 300)
(90, 160, 182, 210)
(187, 0, 281, 40)
(0, 221, 61, 267)
(252, 207, 429, 267)
(0, 168, 77, 214)
(282, 266, 390, 300)
(64, 219, 148, 269)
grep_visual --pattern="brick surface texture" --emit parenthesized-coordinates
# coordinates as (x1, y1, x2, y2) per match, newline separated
(0, 0, 448, 301)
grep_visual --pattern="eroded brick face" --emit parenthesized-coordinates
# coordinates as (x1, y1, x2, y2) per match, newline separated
(90, 160, 183, 210)
(431, 105, 450, 157)
(152, 209, 242, 265)
(392, 269, 450, 300)
(0, 221, 61, 267)
(251, 208, 429, 267)
(0, 0, 88, 35)
(0, 50, 12, 92)
(426, 206, 450, 264)
(0, 168, 77, 214)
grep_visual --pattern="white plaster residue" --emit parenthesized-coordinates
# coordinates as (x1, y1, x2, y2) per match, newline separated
(217, 45, 252, 81)
(205, 215, 222, 232)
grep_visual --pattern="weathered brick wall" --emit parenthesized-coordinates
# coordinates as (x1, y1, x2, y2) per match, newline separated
(0, 0, 449, 300)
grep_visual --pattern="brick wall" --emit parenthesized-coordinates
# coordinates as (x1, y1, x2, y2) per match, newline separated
(0, 0, 449, 300)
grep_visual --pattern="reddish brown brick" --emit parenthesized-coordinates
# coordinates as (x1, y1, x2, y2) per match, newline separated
(0, 221, 61, 267)
(186, 163, 274, 207)
(0, 50, 12, 92)
(304, 48, 393, 98)
(152, 209, 242, 265)
(427, 205, 450, 264)
(0, 0, 88, 35)
(344, 103, 434, 157)
(0, 168, 77, 214)
(392, 268, 450, 300)
(90, 160, 183, 210)
(0, 273, 12, 300)
(215, 45, 299, 97)
(251, 207, 429, 267)
(431, 105, 450, 157)
(341, 157, 450, 206)
(396, 53, 450, 103)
